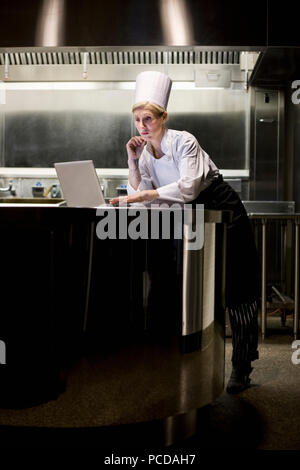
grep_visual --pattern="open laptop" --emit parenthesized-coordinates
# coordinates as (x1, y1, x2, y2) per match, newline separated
(54, 160, 109, 207)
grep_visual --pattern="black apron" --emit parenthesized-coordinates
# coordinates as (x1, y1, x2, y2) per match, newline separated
(192, 174, 260, 310)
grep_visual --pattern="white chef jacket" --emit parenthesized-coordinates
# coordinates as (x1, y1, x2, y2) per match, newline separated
(127, 128, 219, 204)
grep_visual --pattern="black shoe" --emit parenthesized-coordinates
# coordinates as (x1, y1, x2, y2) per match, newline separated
(226, 365, 253, 394)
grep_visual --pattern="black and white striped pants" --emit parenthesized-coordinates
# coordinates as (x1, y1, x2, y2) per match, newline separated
(228, 299, 259, 367)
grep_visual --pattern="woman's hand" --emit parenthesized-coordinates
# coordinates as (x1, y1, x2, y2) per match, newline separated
(109, 190, 159, 205)
(126, 136, 146, 161)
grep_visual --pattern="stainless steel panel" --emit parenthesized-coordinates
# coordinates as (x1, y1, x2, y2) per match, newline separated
(182, 219, 216, 337)
(261, 219, 267, 339)
(182, 238, 204, 336)
(0, 48, 243, 67)
(294, 221, 299, 338)
(250, 88, 285, 200)
(291, 86, 300, 211)
(202, 224, 216, 331)
(0, 0, 267, 48)
(1, 81, 250, 171)
(168, 88, 250, 170)
(249, 48, 300, 87)
(3, 86, 133, 168)
(225, 178, 242, 195)
(243, 200, 295, 214)
(0, 62, 246, 82)
(0, 110, 4, 167)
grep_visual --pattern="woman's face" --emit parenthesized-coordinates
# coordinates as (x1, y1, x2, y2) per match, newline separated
(133, 108, 166, 142)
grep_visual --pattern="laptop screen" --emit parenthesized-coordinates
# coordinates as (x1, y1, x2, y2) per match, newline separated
(54, 160, 106, 207)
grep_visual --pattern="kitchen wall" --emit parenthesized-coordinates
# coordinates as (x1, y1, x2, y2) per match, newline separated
(0, 92, 4, 166)
(0, 82, 249, 171)
(286, 81, 300, 211)
(249, 87, 285, 201)
(293, 110, 300, 211)
(0, 56, 288, 202)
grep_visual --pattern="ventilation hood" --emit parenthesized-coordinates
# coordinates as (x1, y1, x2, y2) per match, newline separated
(0, 46, 260, 85)
(0, 48, 242, 67)
(249, 47, 300, 87)
(0, 0, 266, 49)
(0, 0, 261, 84)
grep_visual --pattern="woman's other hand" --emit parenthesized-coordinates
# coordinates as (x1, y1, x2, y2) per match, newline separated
(126, 136, 146, 161)
(109, 189, 159, 205)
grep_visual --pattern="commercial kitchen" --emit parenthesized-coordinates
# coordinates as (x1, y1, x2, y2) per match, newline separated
(0, 0, 299, 451)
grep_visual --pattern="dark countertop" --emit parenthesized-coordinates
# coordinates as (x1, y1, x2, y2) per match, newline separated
(0, 205, 227, 447)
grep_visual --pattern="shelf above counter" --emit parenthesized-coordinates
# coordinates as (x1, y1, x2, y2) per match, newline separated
(0, 167, 130, 179)
(0, 167, 250, 179)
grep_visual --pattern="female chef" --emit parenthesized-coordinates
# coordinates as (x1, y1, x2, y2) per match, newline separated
(110, 71, 260, 394)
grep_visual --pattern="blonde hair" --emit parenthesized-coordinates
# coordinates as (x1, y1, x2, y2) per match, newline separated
(132, 101, 167, 119)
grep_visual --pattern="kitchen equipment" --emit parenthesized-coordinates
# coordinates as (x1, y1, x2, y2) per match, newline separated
(32, 182, 44, 197)
(116, 184, 127, 196)
(54, 160, 107, 207)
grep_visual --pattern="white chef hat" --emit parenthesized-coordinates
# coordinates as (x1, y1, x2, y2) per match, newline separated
(134, 71, 172, 110)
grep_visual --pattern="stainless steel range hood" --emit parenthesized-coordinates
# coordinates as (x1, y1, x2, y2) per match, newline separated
(0, 46, 260, 84)
(0, 0, 262, 83)
(0, 48, 242, 67)
(249, 47, 300, 86)
(0, 0, 266, 49)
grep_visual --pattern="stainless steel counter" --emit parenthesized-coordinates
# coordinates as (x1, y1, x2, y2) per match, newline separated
(247, 212, 300, 339)
(0, 206, 230, 446)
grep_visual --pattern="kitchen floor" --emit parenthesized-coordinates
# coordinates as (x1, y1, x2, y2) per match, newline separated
(174, 314, 300, 451)
(0, 315, 299, 450)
